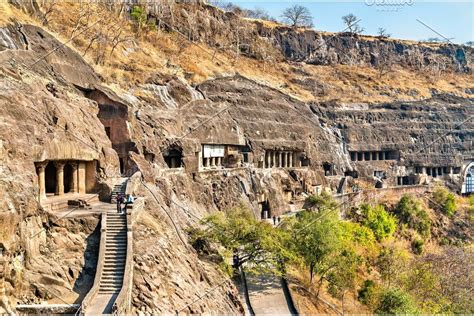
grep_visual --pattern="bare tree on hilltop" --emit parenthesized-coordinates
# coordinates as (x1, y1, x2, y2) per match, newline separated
(342, 14, 364, 35)
(281, 5, 314, 28)
(377, 27, 391, 38)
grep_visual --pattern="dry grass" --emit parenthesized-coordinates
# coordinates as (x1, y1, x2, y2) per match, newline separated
(287, 265, 370, 314)
(2, 2, 472, 104)
(0, 2, 36, 26)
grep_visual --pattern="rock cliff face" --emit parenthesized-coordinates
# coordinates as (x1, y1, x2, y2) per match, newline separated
(0, 2, 472, 313)
(0, 24, 244, 313)
(153, 2, 473, 72)
(264, 26, 473, 72)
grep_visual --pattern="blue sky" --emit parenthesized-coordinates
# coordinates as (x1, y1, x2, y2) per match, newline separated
(227, 1, 473, 44)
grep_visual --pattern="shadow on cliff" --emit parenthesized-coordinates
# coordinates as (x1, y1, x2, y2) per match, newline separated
(72, 221, 100, 303)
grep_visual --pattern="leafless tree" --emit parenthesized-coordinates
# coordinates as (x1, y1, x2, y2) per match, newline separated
(39, 0, 58, 26)
(377, 27, 391, 38)
(376, 45, 393, 78)
(342, 14, 364, 34)
(281, 5, 313, 28)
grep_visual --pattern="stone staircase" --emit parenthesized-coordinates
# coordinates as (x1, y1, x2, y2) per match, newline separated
(99, 213, 127, 295)
(110, 179, 128, 204)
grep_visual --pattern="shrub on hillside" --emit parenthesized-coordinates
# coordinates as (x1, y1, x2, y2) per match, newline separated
(411, 238, 424, 255)
(358, 279, 380, 310)
(395, 195, 431, 239)
(305, 191, 339, 211)
(360, 204, 397, 241)
(433, 187, 457, 217)
(375, 288, 418, 314)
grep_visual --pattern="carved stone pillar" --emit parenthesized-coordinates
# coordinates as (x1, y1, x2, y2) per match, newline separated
(281, 152, 286, 168)
(271, 151, 276, 168)
(70, 162, 78, 193)
(288, 152, 293, 168)
(37, 162, 48, 200)
(78, 162, 86, 194)
(54, 161, 65, 195)
(278, 152, 282, 168)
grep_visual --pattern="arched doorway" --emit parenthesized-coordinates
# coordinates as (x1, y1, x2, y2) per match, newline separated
(44, 162, 57, 194)
(463, 163, 474, 194)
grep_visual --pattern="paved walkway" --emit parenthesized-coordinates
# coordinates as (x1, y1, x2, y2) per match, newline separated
(52, 201, 118, 218)
(85, 294, 117, 315)
(246, 272, 294, 315)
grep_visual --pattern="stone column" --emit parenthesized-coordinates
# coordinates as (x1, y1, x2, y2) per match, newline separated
(70, 162, 78, 193)
(289, 152, 293, 167)
(78, 162, 86, 194)
(286, 152, 291, 168)
(54, 161, 65, 195)
(382, 151, 386, 160)
(37, 162, 47, 200)
(272, 151, 276, 168)
(422, 167, 427, 175)
(361, 152, 365, 161)
(449, 166, 453, 175)
(281, 152, 286, 168)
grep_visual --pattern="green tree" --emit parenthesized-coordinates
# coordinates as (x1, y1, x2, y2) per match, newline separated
(360, 204, 397, 241)
(130, 5, 147, 33)
(375, 288, 418, 314)
(190, 207, 294, 274)
(395, 195, 431, 239)
(304, 191, 339, 211)
(432, 186, 457, 217)
(291, 209, 342, 286)
(326, 248, 362, 313)
(376, 245, 409, 287)
(358, 279, 380, 311)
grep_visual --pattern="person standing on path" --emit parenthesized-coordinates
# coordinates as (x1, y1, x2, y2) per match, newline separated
(116, 194, 124, 214)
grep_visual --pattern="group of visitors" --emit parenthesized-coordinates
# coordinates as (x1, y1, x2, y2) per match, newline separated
(116, 193, 134, 214)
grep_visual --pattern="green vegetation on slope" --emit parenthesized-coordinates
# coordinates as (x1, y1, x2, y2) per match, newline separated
(190, 192, 472, 313)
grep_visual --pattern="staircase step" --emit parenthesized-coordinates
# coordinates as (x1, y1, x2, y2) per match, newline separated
(100, 280, 123, 284)
(101, 275, 124, 279)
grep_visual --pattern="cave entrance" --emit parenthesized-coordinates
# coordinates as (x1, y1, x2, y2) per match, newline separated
(260, 200, 271, 219)
(119, 158, 125, 174)
(323, 162, 334, 176)
(164, 148, 183, 168)
(64, 163, 74, 193)
(45, 162, 57, 194)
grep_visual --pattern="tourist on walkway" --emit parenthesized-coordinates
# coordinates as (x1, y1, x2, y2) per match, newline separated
(116, 194, 124, 214)
(124, 194, 135, 212)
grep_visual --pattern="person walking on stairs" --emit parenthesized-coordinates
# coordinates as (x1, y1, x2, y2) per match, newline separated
(116, 194, 125, 214)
